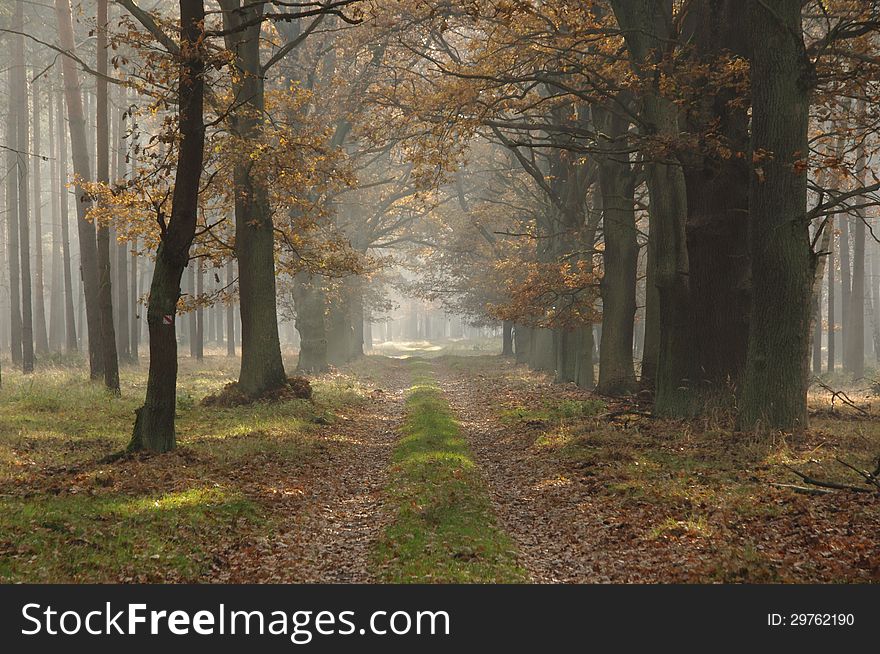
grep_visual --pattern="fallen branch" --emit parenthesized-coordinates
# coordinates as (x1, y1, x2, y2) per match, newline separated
(780, 461, 879, 494)
(834, 457, 880, 491)
(811, 378, 870, 416)
(769, 482, 834, 496)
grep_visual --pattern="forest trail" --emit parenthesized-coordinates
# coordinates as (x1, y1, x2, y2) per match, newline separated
(221, 361, 410, 583)
(432, 356, 606, 583)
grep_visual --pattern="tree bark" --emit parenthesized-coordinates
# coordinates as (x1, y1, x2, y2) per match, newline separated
(56, 78, 78, 352)
(844, 101, 868, 378)
(48, 74, 65, 352)
(680, 0, 751, 394)
(594, 102, 638, 395)
(827, 216, 835, 372)
(13, 1, 34, 373)
(611, 0, 696, 415)
(114, 97, 130, 362)
(293, 271, 328, 373)
(129, 0, 206, 452)
(5, 66, 22, 367)
(55, 0, 103, 376)
(31, 77, 50, 356)
(739, 0, 812, 430)
(218, 0, 287, 396)
(95, 0, 119, 392)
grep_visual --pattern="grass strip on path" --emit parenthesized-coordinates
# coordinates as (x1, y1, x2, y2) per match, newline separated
(375, 360, 526, 582)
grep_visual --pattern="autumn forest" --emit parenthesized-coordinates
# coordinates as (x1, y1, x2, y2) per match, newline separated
(0, 0, 879, 585)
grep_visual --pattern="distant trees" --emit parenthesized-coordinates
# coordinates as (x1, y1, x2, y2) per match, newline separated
(4, 0, 879, 446)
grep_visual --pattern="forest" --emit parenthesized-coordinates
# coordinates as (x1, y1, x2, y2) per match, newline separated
(0, 0, 878, 585)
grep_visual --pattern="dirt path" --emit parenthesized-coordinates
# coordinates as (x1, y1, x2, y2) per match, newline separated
(433, 356, 606, 583)
(221, 360, 409, 583)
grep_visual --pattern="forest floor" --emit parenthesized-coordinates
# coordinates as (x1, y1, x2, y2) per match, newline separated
(0, 342, 878, 583)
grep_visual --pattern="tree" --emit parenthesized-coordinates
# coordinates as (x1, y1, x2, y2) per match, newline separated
(738, 0, 812, 430)
(13, 0, 34, 373)
(129, 0, 206, 453)
(96, 0, 120, 393)
(54, 0, 104, 379)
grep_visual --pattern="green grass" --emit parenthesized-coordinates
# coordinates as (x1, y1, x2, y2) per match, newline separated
(0, 356, 371, 582)
(375, 361, 526, 583)
(0, 486, 258, 582)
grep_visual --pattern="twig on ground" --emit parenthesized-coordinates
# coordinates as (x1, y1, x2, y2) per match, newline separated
(812, 378, 870, 416)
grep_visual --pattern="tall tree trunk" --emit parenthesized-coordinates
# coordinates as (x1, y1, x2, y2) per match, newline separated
(95, 0, 120, 392)
(827, 216, 835, 372)
(129, 0, 206, 452)
(844, 103, 868, 379)
(839, 215, 851, 361)
(57, 79, 77, 352)
(219, 0, 286, 396)
(48, 74, 65, 351)
(55, 0, 103, 377)
(640, 209, 659, 387)
(5, 67, 23, 367)
(114, 98, 130, 363)
(594, 102, 638, 395)
(868, 229, 880, 363)
(739, 0, 812, 430)
(31, 77, 49, 356)
(13, 1, 34, 373)
(681, 0, 751, 394)
(611, 0, 696, 415)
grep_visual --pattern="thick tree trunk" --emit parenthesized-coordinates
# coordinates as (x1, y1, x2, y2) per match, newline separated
(55, 0, 103, 377)
(681, 0, 751, 394)
(739, 0, 812, 430)
(611, 0, 696, 415)
(594, 103, 638, 395)
(31, 77, 50, 356)
(555, 330, 577, 383)
(293, 271, 328, 373)
(575, 324, 594, 388)
(514, 324, 531, 363)
(530, 327, 556, 372)
(129, 0, 206, 452)
(219, 0, 286, 396)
